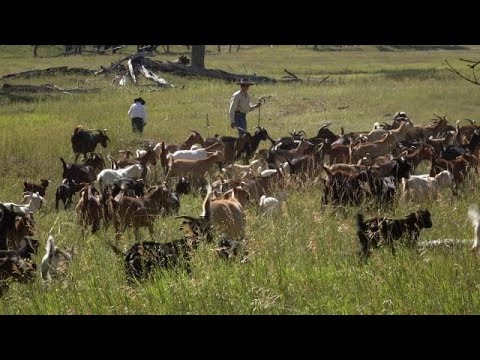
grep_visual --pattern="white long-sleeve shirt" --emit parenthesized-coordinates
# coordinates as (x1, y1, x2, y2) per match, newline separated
(229, 90, 257, 122)
(128, 103, 147, 124)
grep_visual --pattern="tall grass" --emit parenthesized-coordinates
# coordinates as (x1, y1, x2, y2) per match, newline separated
(1, 45, 480, 314)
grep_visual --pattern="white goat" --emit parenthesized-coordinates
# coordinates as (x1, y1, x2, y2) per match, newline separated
(40, 235, 74, 282)
(2, 191, 45, 216)
(21, 191, 45, 211)
(468, 205, 480, 251)
(419, 205, 480, 252)
(259, 195, 280, 214)
(167, 147, 208, 162)
(96, 164, 143, 191)
(401, 170, 454, 201)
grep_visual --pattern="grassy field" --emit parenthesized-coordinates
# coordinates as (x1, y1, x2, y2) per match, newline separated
(1, 45, 480, 314)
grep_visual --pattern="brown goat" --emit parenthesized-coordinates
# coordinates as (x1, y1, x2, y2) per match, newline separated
(111, 185, 179, 242)
(75, 184, 102, 234)
(200, 183, 246, 239)
(351, 132, 396, 163)
(165, 151, 224, 181)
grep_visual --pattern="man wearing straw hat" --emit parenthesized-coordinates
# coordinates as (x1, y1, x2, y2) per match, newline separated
(228, 78, 262, 136)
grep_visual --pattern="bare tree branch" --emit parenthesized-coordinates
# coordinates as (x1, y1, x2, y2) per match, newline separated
(459, 58, 480, 69)
(445, 59, 480, 86)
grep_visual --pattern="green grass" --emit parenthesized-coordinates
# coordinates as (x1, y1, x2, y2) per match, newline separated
(1, 45, 480, 314)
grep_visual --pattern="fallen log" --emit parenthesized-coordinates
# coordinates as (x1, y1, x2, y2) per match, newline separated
(127, 59, 137, 84)
(142, 58, 277, 83)
(2, 83, 99, 93)
(2, 66, 96, 79)
(138, 65, 173, 87)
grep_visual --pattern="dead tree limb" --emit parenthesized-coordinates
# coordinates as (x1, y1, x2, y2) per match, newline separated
(445, 59, 480, 86)
(2, 83, 98, 93)
(127, 59, 137, 84)
(94, 52, 154, 75)
(2, 66, 96, 79)
(138, 65, 173, 87)
(284, 69, 300, 79)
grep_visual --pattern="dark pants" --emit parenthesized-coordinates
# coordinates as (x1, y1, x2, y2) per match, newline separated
(131, 117, 145, 134)
(234, 111, 247, 136)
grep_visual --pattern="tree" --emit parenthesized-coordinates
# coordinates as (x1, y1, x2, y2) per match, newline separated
(191, 45, 206, 68)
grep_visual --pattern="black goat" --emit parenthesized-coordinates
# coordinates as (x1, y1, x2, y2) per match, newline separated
(0, 237, 39, 295)
(55, 179, 84, 210)
(216, 238, 249, 262)
(60, 157, 96, 184)
(356, 209, 432, 259)
(175, 177, 191, 195)
(440, 130, 480, 161)
(71, 126, 110, 163)
(109, 217, 212, 281)
(236, 127, 274, 162)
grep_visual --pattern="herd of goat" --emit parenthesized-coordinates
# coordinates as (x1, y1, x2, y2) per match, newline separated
(2, 112, 480, 295)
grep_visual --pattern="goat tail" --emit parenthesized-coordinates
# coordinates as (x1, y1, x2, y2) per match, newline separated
(201, 182, 212, 221)
(356, 213, 367, 232)
(356, 213, 369, 258)
(45, 235, 55, 258)
(468, 205, 480, 227)
(108, 241, 124, 257)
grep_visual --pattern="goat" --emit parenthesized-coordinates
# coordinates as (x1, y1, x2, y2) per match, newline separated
(55, 179, 85, 210)
(71, 126, 110, 163)
(40, 236, 74, 282)
(236, 127, 274, 162)
(216, 238, 249, 262)
(0, 237, 39, 295)
(108, 217, 212, 281)
(23, 179, 50, 197)
(351, 132, 397, 163)
(110, 184, 179, 242)
(441, 129, 480, 161)
(167, 147, 208, 162)
(165, 151, 224, 181)
(84, 153, 106, 175)
(469, 205, 480, 251)
(112, 178, 145, 198)
(60, 157, 96, 184)
(0, 203, 36, 250)
(75, 184, 102, 234)
(203, 183, 246, 239)
(418, 205, 480, 252)
(356, 209, 432, 259)
(96, 164, 143, 192)
(322, 167, 371, 206)
(401, 170, 454, 201)
(21, 192, 45, 212)
(259, 195, 280, 213)
(175, 177, 191, 195)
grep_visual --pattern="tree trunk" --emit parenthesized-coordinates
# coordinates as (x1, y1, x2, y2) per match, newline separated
(217, 45, 221, 52)
(33, 45, 39, 57)
(191, 45, 206, 69)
